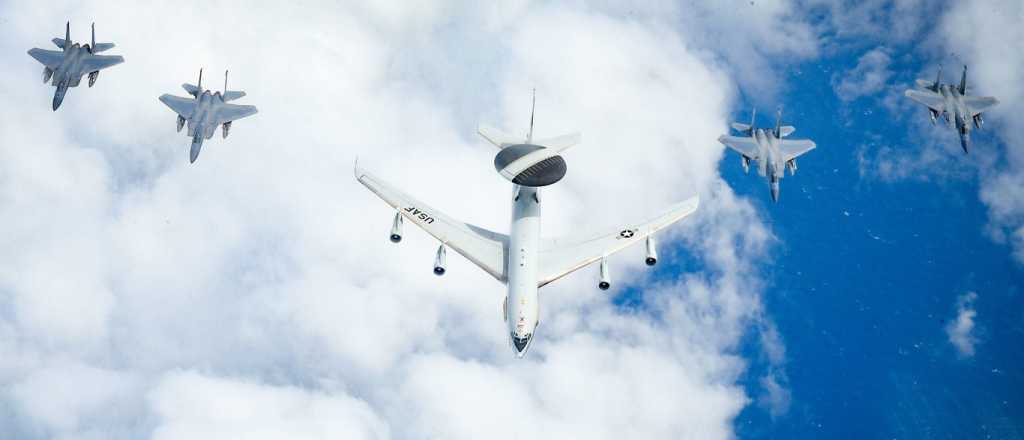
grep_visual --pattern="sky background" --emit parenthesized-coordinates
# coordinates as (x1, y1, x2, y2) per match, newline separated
(0, 1, 1021, 439)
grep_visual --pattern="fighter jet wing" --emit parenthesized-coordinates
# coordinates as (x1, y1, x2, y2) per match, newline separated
(27, 48, 64, 69)
(718, 135, 760, 160)
(904, 89, 945, 112)
(779, 139, 816, 162)
(214, 103, 258, 125)
(80, 54, 124, 72)
(159, 94, 197, 118)
(962, 96, 999, 116)
(355, 164, 510, 282)
(537, 196, 699, 287)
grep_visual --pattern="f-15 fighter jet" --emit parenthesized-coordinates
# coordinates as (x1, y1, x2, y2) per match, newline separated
(356, 93, 699, 358)
(27, 22, 124, 110)
(905, 65, 999, 153)
(159, 69, 258, 163)
(718, 109, 816, 203)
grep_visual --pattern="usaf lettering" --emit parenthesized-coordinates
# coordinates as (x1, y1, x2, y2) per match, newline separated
(404, 206, 435, 224)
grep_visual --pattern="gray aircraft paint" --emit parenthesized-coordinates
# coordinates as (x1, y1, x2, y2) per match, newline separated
(159, 69, 258, 163)
(27, 22, 124, 110)
(718, 109, 816, 203)
(905, 65, 1000, 154)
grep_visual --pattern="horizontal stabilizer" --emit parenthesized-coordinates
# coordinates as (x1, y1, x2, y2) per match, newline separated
(92, 42, 115, 53)
(478, 124, 522, 148)
(915, 79, 935, 89)
(51, 38, 67, 49)
(731, 122, 751, 133)
(778, 126, 795, 137)
(221, 91, 246, 102)
(533, 132, 580, 153)
(182, 83, 201, 96)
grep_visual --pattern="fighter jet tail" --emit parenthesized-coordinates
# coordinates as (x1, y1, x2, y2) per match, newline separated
(89, 23, 116, 53)
(730, 109, 756, 135)
(183, 68, 203, 97)
(64, 22, 70, 52)
(959, 65, 968, 95)
(221, 70, 247, 102)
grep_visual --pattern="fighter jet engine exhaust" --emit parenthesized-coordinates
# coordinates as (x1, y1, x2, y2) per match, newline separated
(645, 236, 658, 266)
(222, 121, 232, 139)
(390, 212, 403, 243)
(176, 115, 185, 132)
(87, 71, 99, 87)
(787, 159, 797, 176)
(741, 156, 750, 174)
(433, 244, 447, 276)
(598, 257, 611, 290)
(42, 67, 53, 83)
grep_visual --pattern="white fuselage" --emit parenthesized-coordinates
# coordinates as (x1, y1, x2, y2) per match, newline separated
(505, 185, 541, 357)
(751, 129, 785, 201)
(937, 84, 970, 133)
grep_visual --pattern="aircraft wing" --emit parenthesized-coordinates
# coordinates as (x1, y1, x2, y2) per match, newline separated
(779, 139, 816, 162)
(904, 89, 945, 112)
(214, 103, 258, 125)
(963, 96, 999, 116)
(718, 135, 760, 160)
(80, 54, 124, 72)
(355, 164, 510, 282)
(158, 94, 197, 118)
(28, 48, 64, 69)
(537, 196, 699, 287)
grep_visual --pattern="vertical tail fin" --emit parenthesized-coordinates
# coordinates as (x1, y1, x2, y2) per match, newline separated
(224, 70, 228, 93)
(750, 108, 757, 129)
(198, 68, 203, 90)
(91, 22, 95, 49)
(527, 88, 536, 143)
(774, 107, 783, 138)
(64, 21, 70, 51)
(934, 65, 943, 90)
(959, 65, 967, 95)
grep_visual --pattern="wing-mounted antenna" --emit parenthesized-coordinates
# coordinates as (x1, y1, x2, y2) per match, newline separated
(959, 65, 968, 95)
(527, 88, 536, 143)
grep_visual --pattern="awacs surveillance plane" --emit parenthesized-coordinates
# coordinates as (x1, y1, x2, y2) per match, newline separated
(718, 109, 816, 203)
(159, 69, 258, 163)
(27, 22, 124, 111)
(905, 65, 999, 153)
(356, 95, 699, 358)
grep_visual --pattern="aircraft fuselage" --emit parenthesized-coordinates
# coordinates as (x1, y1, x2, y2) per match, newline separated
(751, 129, 786, 202)
(506, 185, 541, 358)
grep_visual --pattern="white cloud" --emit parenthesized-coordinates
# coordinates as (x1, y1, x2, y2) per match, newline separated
(946, 292, 979, 358)
(0, 1, 822, 438)
(833, 47, 893, 101)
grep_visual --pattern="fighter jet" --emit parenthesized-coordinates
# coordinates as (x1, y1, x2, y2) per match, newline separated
(27, 22, 124, 110)
(718, 109, 816, 203)
(159, 69, 258, 163)
(355, 93, 700, 358)
(905, 65, 999, 153)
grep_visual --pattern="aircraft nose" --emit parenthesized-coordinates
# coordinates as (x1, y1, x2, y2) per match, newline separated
(511, 333, 532, 357)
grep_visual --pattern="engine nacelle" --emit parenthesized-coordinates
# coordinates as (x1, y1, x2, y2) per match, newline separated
(645, 235, 658, 266)
(974, 114, 984, 129)
(222, 121, 232, 139)
(88, 71, 99, 87)
(598, 257, 611, 290)
(43, 67, 53, 84)
(741, 156, 750, 174)
(929, 109, 938, 125)
(433, 244, 447, 276)
(176, 115, 186, 132)
(389, 212, 403, 243)
(786, 159, 797, 176)
(494, 144, 566, 187)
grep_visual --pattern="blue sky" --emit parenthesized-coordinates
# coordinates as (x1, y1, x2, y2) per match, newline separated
(0, 1, 1021, 439)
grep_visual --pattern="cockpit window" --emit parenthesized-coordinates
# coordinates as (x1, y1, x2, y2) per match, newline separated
(512, 333, 531, 352)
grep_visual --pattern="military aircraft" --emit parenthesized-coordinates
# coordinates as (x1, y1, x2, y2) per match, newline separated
(905, 65, 999, 153)
(355, 93, 699, 358)
(159, 69, 258, 163)
(27, 22, 124, 111)
(718, 109, 816, 203)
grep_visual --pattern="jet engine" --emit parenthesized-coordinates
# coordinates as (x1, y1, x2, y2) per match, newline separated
(389, 212, 403, 243)
(493, 144, 567, 187)
(43, 67, 53, 84)
(741, 156, 750, 174)
(176, 115, 185, 132)
(433, 244, 447, 276)
(598, 257, 611, 290)
(929, 109, 938, 125)
(787, 159, 797, 176)
(222, 121, 232, 139)
(87, 71, 99, 87)
(645, 236, 658, 266)
(974, 114, 984, 129)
